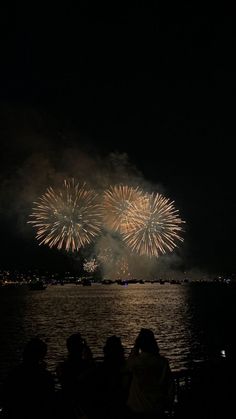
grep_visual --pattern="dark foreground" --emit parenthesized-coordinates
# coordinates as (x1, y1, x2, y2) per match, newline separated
(0, 353, 235, 419)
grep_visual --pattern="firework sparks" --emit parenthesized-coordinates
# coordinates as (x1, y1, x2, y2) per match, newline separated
(115, 256, 131, 279)
(102, 185, 143, 232)
(122, 192, 184, 257)
(97, 247, 114, 264)
(28, 179, 102, 252)
(83, 258, 99, 273)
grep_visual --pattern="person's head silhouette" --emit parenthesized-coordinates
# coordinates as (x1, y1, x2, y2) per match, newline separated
(66, 333, 84, 357)
(103, 335, 125, 365)
(135, 328, 160, 355)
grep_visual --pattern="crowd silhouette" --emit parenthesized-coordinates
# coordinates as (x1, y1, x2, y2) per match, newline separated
(1, 329, 235, 419)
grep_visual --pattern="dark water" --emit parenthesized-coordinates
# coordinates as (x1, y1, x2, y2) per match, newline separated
(0, 283, 235, 384)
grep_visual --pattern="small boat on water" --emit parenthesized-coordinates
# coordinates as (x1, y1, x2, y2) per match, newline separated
(101, 279, 113, 285)
(82, 278, 92, 286)
(28, 280, 47, 290)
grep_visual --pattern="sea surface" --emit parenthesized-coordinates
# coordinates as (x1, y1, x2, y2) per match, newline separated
(0, 282, 235, 384)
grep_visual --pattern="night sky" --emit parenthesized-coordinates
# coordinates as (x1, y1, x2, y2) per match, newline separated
(0, 6, 235, 275)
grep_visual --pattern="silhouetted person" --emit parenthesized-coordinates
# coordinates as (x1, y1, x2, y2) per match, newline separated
(78, 335, 130, 419)
(96, 335, 130, 419)
(56, 332, 94, 418)
(126, 328, 174, 419)
(2, 337, 55, 419)
(103, 335, 125, 367)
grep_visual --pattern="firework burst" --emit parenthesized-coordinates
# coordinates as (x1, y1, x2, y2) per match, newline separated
(122, 192, 184, 257)
(97, 247, 114, 264)
(115, 256, 131, 279)
(28, 179, 102, 252)
(102, 185, 144, 232)
(83, 258, 99, 273)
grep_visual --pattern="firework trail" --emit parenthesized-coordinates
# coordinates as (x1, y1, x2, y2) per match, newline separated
(122, 192, 184, 257)
(102, 185, 144, 232)
(28, 179, 102, 252)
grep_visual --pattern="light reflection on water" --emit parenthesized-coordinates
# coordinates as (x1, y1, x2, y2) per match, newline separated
(0, 283, 234, 383)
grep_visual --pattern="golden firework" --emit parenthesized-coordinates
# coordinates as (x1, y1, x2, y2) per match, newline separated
(28, 179, 102, 252)
(122, 192, 184, 257)
(102, 185, 144, 232)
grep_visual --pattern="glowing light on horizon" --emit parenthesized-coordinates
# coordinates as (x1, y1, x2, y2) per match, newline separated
(28, 179, 102, 252)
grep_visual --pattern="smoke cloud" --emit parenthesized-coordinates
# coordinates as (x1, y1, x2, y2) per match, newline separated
(0, 106, 192, 279)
